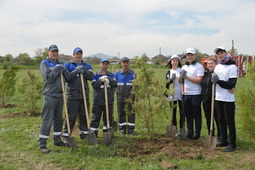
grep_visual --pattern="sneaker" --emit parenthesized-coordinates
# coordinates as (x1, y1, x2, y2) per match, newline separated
(175, 130, 180, 137)
(191, 135, 200, 140)
(223, 147, 236, 152)
(187, 134, 193, 139)
(54, 141, 66, 147)
(216, 142, 228, 147)
(40, 147, 50, 154)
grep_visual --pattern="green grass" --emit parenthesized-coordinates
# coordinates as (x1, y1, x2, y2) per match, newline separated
(0, 68, 255, 170)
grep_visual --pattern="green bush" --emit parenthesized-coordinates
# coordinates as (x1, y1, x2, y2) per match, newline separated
(238, 62, 255, 142)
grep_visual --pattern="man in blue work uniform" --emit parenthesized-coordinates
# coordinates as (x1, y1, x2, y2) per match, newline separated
(90, 59, 117, 137)
(62, 47, 94, 140)
(38, 45, 69, 154)
(115, 57, 136, 135)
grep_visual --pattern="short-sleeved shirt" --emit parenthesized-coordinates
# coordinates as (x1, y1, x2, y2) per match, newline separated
(181, 63, 204, 95)
(214, 64, 237, 102)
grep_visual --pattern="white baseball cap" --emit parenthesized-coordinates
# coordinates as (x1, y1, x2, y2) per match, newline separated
(170, 54, 180, 60)
(214, 46, 226, 54)
(186, 48, 196, 54)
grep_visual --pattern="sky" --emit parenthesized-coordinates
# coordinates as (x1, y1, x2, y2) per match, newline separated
(1, 0, 255, 58)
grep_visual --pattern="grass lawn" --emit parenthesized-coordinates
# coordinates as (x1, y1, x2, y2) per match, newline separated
(0, 66, 255, 170)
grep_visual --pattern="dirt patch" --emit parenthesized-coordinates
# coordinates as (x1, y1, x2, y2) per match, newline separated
(0, 104, 16, 108)
(120, 136, 220, 160)
(0, 112, 41, 119)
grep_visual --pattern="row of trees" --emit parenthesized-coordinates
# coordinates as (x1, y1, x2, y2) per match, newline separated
(0, 47, 240, 69)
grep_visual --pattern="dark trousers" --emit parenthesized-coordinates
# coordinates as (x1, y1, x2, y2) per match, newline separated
(171, 100, 184, 129)
(63, 99, 89, 138)
(39, 96, 63, 147)
(90, 104, 113, 132)
(117, 102, 136, 133)
(215, 101, 236, 148)
(183, 95, 202, 137)
(202, 99, 220, 137)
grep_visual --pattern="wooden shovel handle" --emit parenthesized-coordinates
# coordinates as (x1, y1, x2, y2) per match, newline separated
(80, 73, 91, 129)
(104, 80, 110, 129)
(209, 83, 216, 144)
(60, 73, 71, 135)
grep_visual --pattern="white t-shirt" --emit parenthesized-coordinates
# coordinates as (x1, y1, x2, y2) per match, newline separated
(214, 64, 238, 102)
(166, 68, 182, 101)
(181, 63, 204, 95)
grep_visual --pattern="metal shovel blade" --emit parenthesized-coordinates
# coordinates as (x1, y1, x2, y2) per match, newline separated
(112, 121, 118, 132)
(179, 128, 188, 140)
(166, 125, 177, 138)
(204, 135, 217, 150)
(88, 131, 98, 146)
(103, 130, 114, 146)
(68, 137, 78, 149)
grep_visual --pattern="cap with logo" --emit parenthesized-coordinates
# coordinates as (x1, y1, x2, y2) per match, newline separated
(49, 45, 59, 51)
(186, 48, 196, 54)
(100, 59, 109, 63)
(120, 57, 130, 62)
(73, 47, 83, 54)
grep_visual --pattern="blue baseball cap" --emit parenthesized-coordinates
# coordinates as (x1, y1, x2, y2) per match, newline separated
(73, 47, 83, 54)
(100, 59, 109, 63)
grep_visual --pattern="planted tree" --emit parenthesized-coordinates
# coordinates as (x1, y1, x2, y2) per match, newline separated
(18, 70, 43, 115)
(0, 66, 19, 105)
(128, 58, 168, 139)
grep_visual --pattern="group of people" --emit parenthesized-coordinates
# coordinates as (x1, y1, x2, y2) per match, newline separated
(38, 45, 136, 154)
(165, 47, 237, 152)
(38, 44, 237, 154)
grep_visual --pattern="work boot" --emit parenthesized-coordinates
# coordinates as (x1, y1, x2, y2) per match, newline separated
(54, 141, 66, 147)
(120, 130, 126, 136)
(63, 138, 69, 146)
(40, 147, 51, 154)
(80, 134, 88, 140)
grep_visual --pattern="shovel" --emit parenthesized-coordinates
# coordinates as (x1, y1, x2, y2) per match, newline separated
(204, 83, 217, 149)
(80, 73, 98, 145)
(166, 82, 177, 137)
(179, 80, 187, 140)
(103, 80, 114, 146)
(60, 73, 78, 149)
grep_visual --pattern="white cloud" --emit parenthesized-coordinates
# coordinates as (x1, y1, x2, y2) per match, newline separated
(0, 0, 255, 58)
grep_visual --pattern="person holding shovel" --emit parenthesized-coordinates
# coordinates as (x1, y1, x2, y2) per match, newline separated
(62, 47, 94, 141)
(90, 59, 117, 137)
(212, 46, 238, 152)
(178, 48, 204, 140)
(38, 45, 69, 154)
(201, 57, 220, 139)
(114, 57, 136, 136)
(165, 54, 184, 137)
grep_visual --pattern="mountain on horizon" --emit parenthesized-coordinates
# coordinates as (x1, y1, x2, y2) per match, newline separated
(85, 53, 116, 59)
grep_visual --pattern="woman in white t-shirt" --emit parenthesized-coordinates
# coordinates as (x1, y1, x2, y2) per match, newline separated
(165, 54, 184, 136)
(211, 46, 238, 152)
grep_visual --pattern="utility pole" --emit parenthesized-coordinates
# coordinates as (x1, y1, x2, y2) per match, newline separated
(232, 40, 235, 54)
(159, 47, 161, 55)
